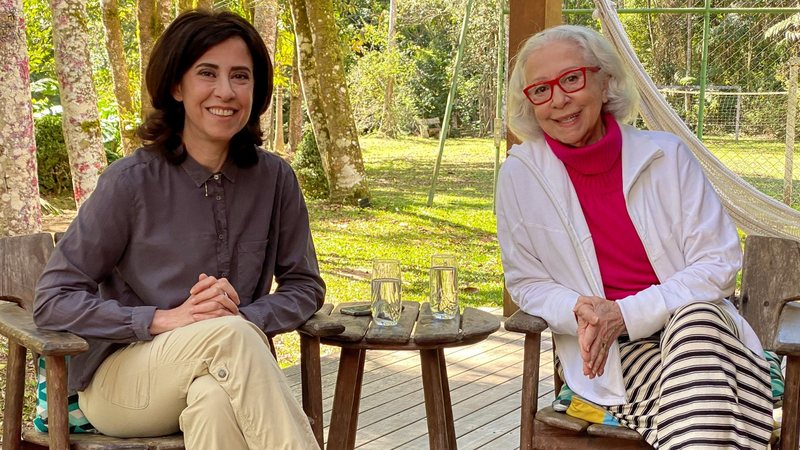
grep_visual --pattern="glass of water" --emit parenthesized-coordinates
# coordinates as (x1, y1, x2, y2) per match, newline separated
(430, 254, 459, 320)
(371, 259, 402, 326)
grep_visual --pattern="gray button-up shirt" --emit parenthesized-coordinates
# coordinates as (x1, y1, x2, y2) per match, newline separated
(34, 147, 325, 391)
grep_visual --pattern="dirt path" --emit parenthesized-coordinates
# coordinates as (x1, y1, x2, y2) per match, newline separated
(42, 210, 77, 233)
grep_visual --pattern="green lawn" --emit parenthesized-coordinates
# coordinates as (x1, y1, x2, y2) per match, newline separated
(706, 137, 800, 209)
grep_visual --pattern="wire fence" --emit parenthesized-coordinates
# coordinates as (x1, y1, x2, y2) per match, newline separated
(563, 0, 800, 208)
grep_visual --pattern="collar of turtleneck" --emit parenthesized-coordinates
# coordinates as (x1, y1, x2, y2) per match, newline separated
(545, 113, 622, 175)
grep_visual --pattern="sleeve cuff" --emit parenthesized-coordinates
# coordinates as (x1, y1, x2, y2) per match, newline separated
(616, 289, 669, 341)
(132, 306, 158, 341)
(239, 306, 266, 332)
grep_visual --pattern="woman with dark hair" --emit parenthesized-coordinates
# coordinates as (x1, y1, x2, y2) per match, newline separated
(497, 25, 773, 448)
(34, 10, 321, 449)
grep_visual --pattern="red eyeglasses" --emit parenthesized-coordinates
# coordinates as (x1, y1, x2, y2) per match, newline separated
(523, 66, 601, 105)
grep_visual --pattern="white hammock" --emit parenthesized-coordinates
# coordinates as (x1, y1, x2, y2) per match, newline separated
(593, 0, 800, 240)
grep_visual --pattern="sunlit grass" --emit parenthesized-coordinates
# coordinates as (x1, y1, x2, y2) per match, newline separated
(310, 136, 504, 312)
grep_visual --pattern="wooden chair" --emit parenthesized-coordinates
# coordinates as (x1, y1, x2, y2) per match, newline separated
(0, 232, 344, 450)
(504, 235, 800, 450)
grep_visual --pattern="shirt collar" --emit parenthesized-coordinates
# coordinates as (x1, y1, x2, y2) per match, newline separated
(179, 145, 238, 187)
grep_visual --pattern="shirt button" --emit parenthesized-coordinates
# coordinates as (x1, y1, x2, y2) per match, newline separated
(218, 369, 227, 378)
(216, 195, 222, 201)
(220, 272, 228, 278)
(213, 174, 220, 181)
(218, 234, 224, 240)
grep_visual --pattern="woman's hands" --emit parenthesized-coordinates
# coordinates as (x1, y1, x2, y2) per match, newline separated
(574, 295, 627, 379)
(148, 273, 241, 335)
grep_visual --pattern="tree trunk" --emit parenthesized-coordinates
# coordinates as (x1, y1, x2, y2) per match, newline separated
(138, 0, 155, 119)
(50, 0, 108, 206)
(289, 0, 370, 204)
(288, 54, 303, 157)
(101, 0, 137, 155)
(254, 1, 279, 150)
(156, 0, 172, 34)
(380, 0, 396, 137)
(274, 87, 285, 153)
(0, 0, 43, 235)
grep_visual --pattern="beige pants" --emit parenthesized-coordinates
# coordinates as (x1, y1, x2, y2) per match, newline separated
(78, 316, 319, 450)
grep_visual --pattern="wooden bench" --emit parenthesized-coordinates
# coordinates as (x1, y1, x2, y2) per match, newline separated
(417, 117, 441, 138)
(504, 235, 800, 450)
(0, 232, 346, 450)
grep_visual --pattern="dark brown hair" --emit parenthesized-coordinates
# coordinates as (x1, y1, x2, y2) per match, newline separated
(137, 10, 273, 167)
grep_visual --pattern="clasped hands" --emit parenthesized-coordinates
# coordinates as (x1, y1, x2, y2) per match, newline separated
(149, 273, 241, 335)
(574, 295, 627, 379)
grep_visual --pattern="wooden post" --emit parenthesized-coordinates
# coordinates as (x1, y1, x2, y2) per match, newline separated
(503, 0, 561, 317)
(784, 57, 798, 206)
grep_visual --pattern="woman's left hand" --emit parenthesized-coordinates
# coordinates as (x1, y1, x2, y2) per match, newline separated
(574, 296, 627, 378)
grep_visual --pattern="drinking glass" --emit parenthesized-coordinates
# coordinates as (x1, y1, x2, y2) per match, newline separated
(371, 259, 402, 326)
(430, 254, 458, 320)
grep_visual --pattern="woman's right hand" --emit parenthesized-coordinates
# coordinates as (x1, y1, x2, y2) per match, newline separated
(148, 274, 241, 335)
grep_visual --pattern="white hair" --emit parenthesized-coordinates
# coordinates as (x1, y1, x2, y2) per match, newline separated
(507, 25, 640, 142)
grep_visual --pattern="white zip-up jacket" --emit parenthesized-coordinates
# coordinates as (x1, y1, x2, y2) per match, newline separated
(496, 121, 764, 405)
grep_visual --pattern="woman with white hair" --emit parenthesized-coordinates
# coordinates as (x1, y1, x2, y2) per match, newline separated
(496, 24, 773, 449)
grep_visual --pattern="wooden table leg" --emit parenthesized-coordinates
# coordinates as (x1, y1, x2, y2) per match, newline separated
(420, 348, 455, 450)
(300, 334, 324, 449)
(327, 348, 366, 450)
(437, 348, 456, 450)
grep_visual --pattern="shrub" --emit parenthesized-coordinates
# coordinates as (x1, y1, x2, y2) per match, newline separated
(34, 114, 72, 195)
(291, 126, 329, 200)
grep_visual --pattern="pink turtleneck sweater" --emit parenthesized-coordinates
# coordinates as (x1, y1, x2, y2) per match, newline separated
(545, 114, 659, 300)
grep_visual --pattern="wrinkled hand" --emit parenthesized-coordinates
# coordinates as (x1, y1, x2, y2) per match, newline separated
(149, 274, 241, 335)
(574, 295, 626, 379)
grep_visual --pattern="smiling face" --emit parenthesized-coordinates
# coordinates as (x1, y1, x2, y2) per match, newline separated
(525, 39, 609, 147)
(172, 37, 254, 154)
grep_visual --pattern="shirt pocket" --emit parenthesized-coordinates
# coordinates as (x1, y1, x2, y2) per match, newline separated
(235, 239, 269, 301)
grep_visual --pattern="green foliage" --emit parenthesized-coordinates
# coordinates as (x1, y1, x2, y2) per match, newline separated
(34, 113, 120, 196)
(348, 48, 419, 134)
(34, 115, 72, 195)
(23, 0, 56, 82)
(292, 127, 330, 199)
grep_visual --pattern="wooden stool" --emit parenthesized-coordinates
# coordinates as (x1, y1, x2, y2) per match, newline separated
(304, 301, 500, 450)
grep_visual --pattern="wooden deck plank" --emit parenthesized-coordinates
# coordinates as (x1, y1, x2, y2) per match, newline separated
(282, 309, 557, 449)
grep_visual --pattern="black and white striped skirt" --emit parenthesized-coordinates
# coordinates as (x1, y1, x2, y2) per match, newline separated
(569, 302, 774, 449)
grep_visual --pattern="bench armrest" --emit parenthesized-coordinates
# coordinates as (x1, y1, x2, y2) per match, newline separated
(504, 309, 548, 334)
(776, 302, 800, 355)
(0, 301, 88, 356)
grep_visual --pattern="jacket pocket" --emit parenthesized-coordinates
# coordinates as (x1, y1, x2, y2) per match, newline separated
(235, 239, 269, 301)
